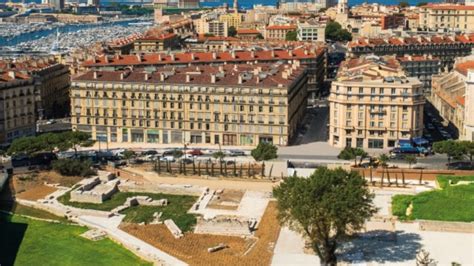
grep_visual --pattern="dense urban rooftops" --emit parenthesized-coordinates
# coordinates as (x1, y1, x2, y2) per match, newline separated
(348, 34, 474, 48)
(83, 46, 324, 67)
(74, 62, 305, 88)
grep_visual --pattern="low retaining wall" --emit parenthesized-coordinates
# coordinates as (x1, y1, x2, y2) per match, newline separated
(352, 168, 474, 182)
(119, 181, 203, 196)
(418, 220, 474, 233)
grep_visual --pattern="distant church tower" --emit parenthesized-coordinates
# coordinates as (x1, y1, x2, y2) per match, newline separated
(233, 0, 238, 12)
(337, 0, 348, 14)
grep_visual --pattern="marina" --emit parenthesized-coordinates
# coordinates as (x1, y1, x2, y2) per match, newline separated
(0, 18, 152, 56)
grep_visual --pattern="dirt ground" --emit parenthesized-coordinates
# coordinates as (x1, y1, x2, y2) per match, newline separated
(16, 185, 57, 201)
(207, 189, 244, 210)
(121, 201, 281, 266)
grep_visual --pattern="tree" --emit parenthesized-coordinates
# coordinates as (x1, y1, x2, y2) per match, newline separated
(433, 140, 464, 169)
(416, 2, 428, 7)
(172, 149, 183, 160)
(122, 150, 136, 164)
(52, 159, 95, 177)
(405, 154, 417, 169)
(378, 154, 390, 187)
(416, 249, 436, 266)
(251, 142, 278, 161)
(399, 1, 409, 8)
(60, 131, 95, 155)
(337, 147, 367, 167)
(273, 167, 377, 265)
(212, 151, 226, 161)
(325, 21, 352, 42)
(285, 30, 297, 41)
(459, 140, 474, 166)
(228, 26, 237, 37)
(256, 33, 264, 39)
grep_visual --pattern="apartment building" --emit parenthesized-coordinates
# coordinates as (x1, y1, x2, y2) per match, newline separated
(0, 58, 70, 119)
(419, 4, 474, 32)
(265, 25, 296, 41)
(82, 46, 326, 102)
(132, 33, 180, 53)
(430, 57, 474, 139)
(348, 34, 474, 71)
(70, 62, 307, 146)
(397, 54, 442, 93)
(329, 56, 425, 149)
(297, 21, 325, 42)
(0, 71, 36, 144)
(219, 12, 242, 29)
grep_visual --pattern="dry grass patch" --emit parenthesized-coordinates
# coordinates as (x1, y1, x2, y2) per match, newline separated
(121, 201, 281, 266)
(16, 185, 57, 201)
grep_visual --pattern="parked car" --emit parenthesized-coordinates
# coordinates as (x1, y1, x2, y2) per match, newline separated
(187, 149, 203, 156)
(142, 150, 158, 156)
(160, 156, 175, 162)
(447, 161, 474, 170)
(226, 150, 245, 156)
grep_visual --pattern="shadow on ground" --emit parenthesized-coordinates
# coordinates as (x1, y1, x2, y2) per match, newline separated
(338, 230, 422, 263)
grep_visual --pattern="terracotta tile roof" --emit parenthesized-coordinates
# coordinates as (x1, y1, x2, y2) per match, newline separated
(423, 4, 474, 10)
(0, 71, 31, 82)
(435, 90, 457, 108)
(455, 61, 474, 76)
(349, 34, 474, 48)
(74, 63, 305, 88)
(138, 33, 177, 41)
(266, 25, 296, 30)
(397, 55, 439, 62)
(83, 46, 325, 67)
(457, 96, 465, 107)
(237, 29, 260, 34)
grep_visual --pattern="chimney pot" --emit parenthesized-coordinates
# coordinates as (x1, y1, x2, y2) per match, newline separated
(211, 74, 216, 83)
(120, 73, 124, 80)
(186, 74, 191, 83)
(212, 52, 217, 60)
(238, 75, 243, 84)
(93, 71, 98, 79)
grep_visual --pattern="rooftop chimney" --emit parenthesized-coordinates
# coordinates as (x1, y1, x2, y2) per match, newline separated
(158, 54, 162, 61)
(144, 73, 149, 80)
(186, 74, 191, 83)
(282, 71, 288, 80)
(105, 56, 109, 63)
(8, 71, 15, 80)
(171, 54, 175, 61)
(271, 50, 275, 57)
(211, 74, 216, 83)
(120, 73, 124, 80)
(231, 51, 236, 59)
(251, 51, 255, 58)
(238, 74, 243, 84)
(212, 52, 217, 60)
(191, 53, 195, 60)
(160, 73, 165, 81)
(136, 54, 141, 62)
(93, 71, 98, 79)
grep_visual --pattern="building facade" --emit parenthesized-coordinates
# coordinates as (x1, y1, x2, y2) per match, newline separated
(219, 12, 242, 29)
(329, 56, 425, 149)
(348, 34, 474, 71)
(132, 33, 180, 53)
(397, 55, 442, 93)
(419, 4, 474, 32)
(265, 25, 296, 41)
(71, 63, 307, 146)
(297, 21, 325, 42)
(0, 71, 36, 144)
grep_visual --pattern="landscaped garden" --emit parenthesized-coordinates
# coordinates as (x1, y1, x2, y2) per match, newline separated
(0, 211, 151, 266)
(392, 176, 474, 222)
(58, 191, 198, 231)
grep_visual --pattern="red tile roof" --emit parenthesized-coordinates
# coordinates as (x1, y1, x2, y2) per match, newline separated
(455, 61, 474, 76)
(83, 46, 325, 67)
(138, 33, 177, 41)
(237, 29, 260, 35)
(423, 4, 474, 10)
(457, 96, 465, 107)
(266, 25, 296, 30)
(349, 34, 474, 48)
(74, 63, 304, 88)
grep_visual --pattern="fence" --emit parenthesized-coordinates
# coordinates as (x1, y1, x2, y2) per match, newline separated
(352, 167, 474, 183)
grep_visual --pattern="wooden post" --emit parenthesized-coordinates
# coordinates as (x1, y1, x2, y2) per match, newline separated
(233, 160, 237, 177)
(211, 162, 214, 176)
(239, 163, 243, 177)
(224, 162, 228, 176)
(183, 160, 187, 175)
(192, 157, 196, 175)
(261, 162, 265, 177)
(157, 159, 161, 174)
(206, 161, 209, 175)
(402, 168, 406, 186)
(219, 160, 223, 175)
(198, 161, 201, 176)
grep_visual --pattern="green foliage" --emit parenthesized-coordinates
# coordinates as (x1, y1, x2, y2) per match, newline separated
(391, 194, 414, 220)
(285, 30, 297, 41)
(58, 192, 198, 231)
(122, 150, 136, 160)
(411, 184, 474, 222)
(404, 155, 417, 168)
(325, 21, 352, 42)
(399, 1, 409, 8)
(378, 154, 390, 167)
(433, 140, 465, 167)
(0, 213, 151, 266)
(273, 167, 376, 264)
(337, 147, 367, 166)
(172, 150, 183, 159)
(251, 142, 278, 161)
(204, 33, 215, 37)
(256, 33, 264, 39)
(212, 151, 225, 161)
(7, 131, 94, 155)
(52, 159, 96, 177)
(228, 26, 237, 37)
(416, 1, 428, 6)
(437, 175, 474, 189)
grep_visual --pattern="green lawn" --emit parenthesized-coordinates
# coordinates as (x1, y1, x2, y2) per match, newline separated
(58, 191, 198, 231)
(0, 213, 152, 266)
(392, 176, 474, 222)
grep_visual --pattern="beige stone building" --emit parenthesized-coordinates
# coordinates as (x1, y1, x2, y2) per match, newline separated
(71, 62, 307, 146)
(219, 12, 242, 29)
(265, 25, 296, 41)
(0, 71, 36, 144)
(430, 56, 474, 140)
(329, 56, 425, 149)
(419, 4, 474, 32)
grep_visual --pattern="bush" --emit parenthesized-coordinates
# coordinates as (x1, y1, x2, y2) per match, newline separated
(251, 142, 278, 161)
(52, 159, 96, 177)
(391, 194, 414, 220)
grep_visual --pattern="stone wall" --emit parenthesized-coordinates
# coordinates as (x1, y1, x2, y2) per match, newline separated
(119, 180, 203, 196)
(418, 220, 474, 233)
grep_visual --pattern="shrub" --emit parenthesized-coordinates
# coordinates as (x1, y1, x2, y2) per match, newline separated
(391, 194, 414, 220)
(52, 159, 96, 177)
(437, 175, 474, 189)
(251, 142, 278, 161)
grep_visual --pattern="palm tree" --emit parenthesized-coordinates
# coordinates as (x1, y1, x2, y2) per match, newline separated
(403, 155, 417, 186)
(378, 154, 390, 187)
